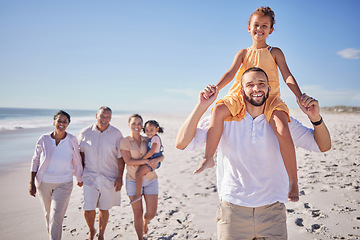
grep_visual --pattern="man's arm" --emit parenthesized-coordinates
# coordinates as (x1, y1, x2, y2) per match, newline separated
(175, 85, 218, 150)
(114, 157, 125, 192)
(297, 93, 331, 152)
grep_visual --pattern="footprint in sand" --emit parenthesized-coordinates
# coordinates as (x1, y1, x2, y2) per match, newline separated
(295, 218, 304, 227)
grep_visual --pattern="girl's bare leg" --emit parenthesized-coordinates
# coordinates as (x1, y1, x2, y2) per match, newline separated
(131, 165, 151, 204)
(269, 110, 299, 202)
(194, 103, 231, 174)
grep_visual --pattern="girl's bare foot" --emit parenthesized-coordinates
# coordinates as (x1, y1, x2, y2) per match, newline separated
(193, 156, 215, 174)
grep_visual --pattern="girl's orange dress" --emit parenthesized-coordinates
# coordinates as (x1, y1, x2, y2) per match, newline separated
(219, 46, 289, 122)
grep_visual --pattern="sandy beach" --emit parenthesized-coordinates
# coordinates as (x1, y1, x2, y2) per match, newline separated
(0, 110, 359, 240)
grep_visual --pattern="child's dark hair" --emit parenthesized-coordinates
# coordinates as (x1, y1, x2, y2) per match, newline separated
(54, 110, 71, 123)
(249, 6, 275, 28)
(143, 120, 164, 134)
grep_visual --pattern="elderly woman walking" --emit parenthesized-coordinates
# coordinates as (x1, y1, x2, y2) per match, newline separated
(29, 110, 83, 240)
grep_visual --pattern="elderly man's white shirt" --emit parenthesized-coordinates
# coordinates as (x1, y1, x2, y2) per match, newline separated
(186, 113, 320, 208)
(79, 124, 123, 186)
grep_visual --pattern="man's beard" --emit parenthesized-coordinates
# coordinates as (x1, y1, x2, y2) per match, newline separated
(244, 90, 269, 106)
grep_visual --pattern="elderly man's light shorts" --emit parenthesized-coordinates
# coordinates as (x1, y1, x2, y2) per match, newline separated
(126, 177, 158, 196)
(83, 175, 121, 211)
(216, 200, 287, 240)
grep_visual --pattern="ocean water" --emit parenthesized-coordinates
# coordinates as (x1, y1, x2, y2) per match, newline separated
(0, 108, 128, 167)
(0, 108, 98, 131)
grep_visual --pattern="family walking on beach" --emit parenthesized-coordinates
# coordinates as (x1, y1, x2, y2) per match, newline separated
(29, 6, 331, 240)
(30, 107, 164, 240)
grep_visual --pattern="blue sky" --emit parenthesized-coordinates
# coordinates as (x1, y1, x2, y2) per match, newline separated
(1, 0, 359, 112)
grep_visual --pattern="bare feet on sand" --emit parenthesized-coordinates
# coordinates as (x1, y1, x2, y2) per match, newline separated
(88, 229, 96, 240)
(193, 156, 215, 174)
(288, 181, 299, 202)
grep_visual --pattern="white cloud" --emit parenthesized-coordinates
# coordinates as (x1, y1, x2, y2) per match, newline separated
(336, 48, 360, 59)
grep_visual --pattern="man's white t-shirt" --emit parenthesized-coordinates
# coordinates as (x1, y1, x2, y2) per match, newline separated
(186, 113, 320, 208)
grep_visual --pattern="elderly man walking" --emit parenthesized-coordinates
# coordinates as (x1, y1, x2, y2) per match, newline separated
(78, 106, 125, 240)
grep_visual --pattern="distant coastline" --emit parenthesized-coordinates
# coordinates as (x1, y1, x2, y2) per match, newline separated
(0, 107, 130, 116)
(0, 107, 131, 132)
(321, 105, 360, 113)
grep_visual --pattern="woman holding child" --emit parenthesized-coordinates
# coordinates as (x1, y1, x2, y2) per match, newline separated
(120, 114, 164, 240)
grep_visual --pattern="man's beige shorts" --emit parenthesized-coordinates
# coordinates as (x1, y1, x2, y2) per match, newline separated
(216, 200, 287, 240)
(83, 175, 121, 211)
